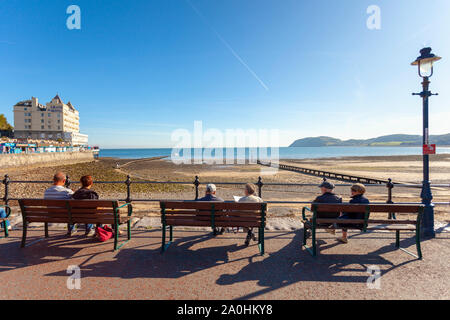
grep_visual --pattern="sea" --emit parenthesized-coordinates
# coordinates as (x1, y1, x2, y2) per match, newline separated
(99, 146, 450, 160)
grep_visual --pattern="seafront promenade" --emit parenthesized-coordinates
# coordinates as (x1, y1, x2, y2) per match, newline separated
(0, 226, 448, 299)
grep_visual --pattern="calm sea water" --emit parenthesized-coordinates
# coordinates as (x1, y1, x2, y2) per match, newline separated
(100, 146, 450, 160)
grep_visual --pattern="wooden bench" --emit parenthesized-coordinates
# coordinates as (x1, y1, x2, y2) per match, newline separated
(160, 201, 267, 255)
(0, 205, 11, 238)
(18, 199, 133, 250)
(302, 203, 424, 259)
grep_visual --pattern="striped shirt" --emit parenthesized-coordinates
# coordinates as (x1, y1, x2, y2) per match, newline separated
(44, 185, 74, 200)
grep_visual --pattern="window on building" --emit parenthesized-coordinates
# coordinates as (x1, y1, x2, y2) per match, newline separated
(41, 125, 44, 129)
(41, 113, 44, 117)
(41, 119, 44, 123)
(48, 113, 51, 117)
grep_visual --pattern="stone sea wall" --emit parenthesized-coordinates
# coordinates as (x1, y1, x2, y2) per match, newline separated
(0, 151, 95, 169)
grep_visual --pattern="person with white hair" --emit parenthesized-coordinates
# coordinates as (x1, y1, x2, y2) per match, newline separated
(198, 184, 224, 202)
(238, 183, 263, 246)
(197, 184, 225, 235)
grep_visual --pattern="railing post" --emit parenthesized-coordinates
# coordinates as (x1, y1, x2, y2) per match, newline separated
(65, 175, 71, 188)
(386, 178, 395, 219)
(125, 175, 132, 203)
(256, 176, 263, 198)
(194, 176, 200, 200)
(3, 175, 10, 206)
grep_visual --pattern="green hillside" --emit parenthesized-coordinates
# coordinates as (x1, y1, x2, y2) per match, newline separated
(289, 133, 450, 147)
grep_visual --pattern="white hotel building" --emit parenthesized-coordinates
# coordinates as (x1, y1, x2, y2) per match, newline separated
(13, 95, 88, 146)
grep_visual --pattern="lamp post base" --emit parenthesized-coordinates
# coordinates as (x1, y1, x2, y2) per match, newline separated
(421, 203, 435, 239)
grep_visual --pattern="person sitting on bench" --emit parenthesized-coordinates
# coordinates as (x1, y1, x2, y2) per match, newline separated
(44, 172, 78, 237)
(72, 175, 99, 237)
(197, 184, 225, 235)
(336, 183, 370, 244)
(239, 183, 263, 246)
(312, 181, 342, 235)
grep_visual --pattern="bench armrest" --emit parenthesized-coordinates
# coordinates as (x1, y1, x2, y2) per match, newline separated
(302, 207, 312, 221)
(0, 205, 11, 219)
(116, 203, 133, 217)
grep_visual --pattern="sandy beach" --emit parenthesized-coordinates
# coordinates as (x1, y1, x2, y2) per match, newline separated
(1, 154, 449, 224)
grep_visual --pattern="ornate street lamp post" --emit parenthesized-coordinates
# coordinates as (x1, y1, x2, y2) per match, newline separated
(411, 47, 441, 238)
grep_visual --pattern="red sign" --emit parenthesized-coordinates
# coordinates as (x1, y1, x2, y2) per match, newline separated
(423, 144, 436, 155)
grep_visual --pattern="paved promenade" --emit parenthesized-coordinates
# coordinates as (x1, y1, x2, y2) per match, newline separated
(0, 227, 448, 299)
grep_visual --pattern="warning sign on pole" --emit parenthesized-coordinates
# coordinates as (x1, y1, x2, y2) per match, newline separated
(423, 144, 436, 155)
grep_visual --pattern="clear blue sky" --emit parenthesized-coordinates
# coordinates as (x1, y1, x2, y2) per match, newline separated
(1, 0, 449, 148)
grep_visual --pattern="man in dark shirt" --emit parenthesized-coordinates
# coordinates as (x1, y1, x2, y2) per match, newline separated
(197, 184, 224, 234)
(197, 184, 224, 202)
(312, 181, 342, 233)
(72, 175, 99, 236)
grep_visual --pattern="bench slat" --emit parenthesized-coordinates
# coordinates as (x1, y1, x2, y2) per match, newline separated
(315, 218, 417, 225)
(165, 210, 261, 217)
(162, 201, 265, 211)
(312, 203, 423, 214)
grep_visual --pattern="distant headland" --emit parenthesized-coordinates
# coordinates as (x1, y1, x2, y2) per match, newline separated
(289, 133, 450, 147)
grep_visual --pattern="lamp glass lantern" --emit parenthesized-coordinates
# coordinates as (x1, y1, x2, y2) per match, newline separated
(411, 47, 441, 78)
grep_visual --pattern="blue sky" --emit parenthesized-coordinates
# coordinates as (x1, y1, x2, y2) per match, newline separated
(1, 0, 449, 148)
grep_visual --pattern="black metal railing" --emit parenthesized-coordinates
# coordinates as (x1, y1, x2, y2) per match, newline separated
(2, 174, 449, 207)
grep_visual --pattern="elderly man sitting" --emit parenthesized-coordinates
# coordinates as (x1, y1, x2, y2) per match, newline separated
(197, 184, 225, 235)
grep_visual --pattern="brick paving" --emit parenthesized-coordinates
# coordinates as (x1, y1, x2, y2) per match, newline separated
(0, 227, 449, 299)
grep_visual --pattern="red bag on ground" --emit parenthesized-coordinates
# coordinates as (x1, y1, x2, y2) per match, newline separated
(96, 225, 113, 242)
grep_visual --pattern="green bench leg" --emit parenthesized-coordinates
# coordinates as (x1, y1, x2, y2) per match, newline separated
(45, 223, 49, 238)
(127, 220, 131, 240)
(416, 226, 423, 260)
(113, 223, 119, 250)
(258, 227, 264, 256)
(302, 225, 307, 246)
(161, 223, 167, 253)
(161, 225, 172, 253)
(302, 223, 317, 257)
(3, 221, 8, 238)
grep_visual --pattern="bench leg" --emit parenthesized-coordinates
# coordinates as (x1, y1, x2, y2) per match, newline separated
(169, 226, 173, 242)
(45, 223, 49, 238)
(127, 220, 131, 240)
(113, 223, 119, 251)
(21, 222, 28, 248)
(258, 227, 264, 256)
(302, 224, 308, 246)
(395, 230, 400, 248)
(161, 223, 166, 253)
(416, 226, 423, 260)
(3, 221, 8, 238)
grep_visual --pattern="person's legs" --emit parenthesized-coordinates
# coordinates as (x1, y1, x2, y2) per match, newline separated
(67, 223, 77, 235)
(85, 224, 95, 236)
(0, 208, 10, 229)
(338, 229, 348, 243)
(244, 228, 256, 246)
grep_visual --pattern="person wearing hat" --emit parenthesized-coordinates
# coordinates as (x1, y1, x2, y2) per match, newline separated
(312, 180, 342, 234)
(337, 183, 370, 244)
(197, 184, 225, 235)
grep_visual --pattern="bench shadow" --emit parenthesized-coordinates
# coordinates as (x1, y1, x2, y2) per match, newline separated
(0, 229, 136, 273)
(217, 230, 420, 300)
(44, 232, 252, 280)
